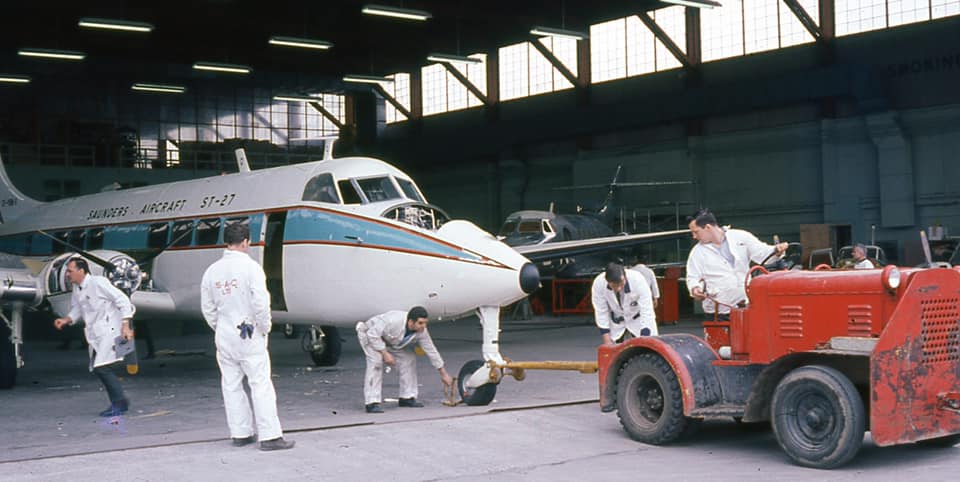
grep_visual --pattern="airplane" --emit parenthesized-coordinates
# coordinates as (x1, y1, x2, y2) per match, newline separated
(0, 149, 686, 403)
(498, 165, 692, 277)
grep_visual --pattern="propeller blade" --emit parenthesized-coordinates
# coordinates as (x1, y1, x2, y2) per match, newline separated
(36, 229, 116, 272)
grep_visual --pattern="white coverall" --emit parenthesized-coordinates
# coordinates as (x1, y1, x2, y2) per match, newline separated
(67, 275, 136, 371)
(201, 249, 282, 442)
(356, 311, 445, 405)
(854, 258, 874, 269)
(631, 264, 660, 304)
(685, 228, 777, 315)
(591, 269, 658, 341)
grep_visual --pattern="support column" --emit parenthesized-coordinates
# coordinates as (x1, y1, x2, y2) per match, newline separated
(865, 111, 915, 227)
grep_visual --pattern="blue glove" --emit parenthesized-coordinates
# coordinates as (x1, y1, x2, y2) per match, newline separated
(238, 322, 255, 340)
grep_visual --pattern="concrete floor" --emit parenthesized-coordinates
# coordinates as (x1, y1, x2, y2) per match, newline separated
(1, 316, 957, 481)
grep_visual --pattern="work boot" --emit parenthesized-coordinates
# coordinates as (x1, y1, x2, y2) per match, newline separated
(259, 438, 295, 451)
(398, 398, 424, 408)
(232, 435, 256, 447)
(365, 403, 384, 413)
(99, 399, 129, 417)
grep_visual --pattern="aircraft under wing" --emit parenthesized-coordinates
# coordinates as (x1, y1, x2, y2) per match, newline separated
(513, 229, 689, 262)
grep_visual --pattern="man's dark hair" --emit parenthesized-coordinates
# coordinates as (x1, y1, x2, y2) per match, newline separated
(407, 306, 429, 321)
(604, 262, 625, 283)
(693, 209, 718, 229)
(223, 223, 250, 246)
(68, 257, 89, 274)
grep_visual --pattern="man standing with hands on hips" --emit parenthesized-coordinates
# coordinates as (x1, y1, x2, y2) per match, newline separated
(201, 223, 294, 451)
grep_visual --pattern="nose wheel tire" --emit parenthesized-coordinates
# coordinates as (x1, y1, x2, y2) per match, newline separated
(457, 359, 497, 406)
(616, 353, 696, 445)
(771, 365, 865, 469)
(303, 326, 342, 367)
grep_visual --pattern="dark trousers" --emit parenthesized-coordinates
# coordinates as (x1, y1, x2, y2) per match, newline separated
(93, 361, 126, 404)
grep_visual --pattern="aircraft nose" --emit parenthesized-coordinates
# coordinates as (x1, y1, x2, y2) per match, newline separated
(519, 262, 540, 294)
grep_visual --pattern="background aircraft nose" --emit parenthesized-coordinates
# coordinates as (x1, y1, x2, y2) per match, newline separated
(519, 262, 540, 294)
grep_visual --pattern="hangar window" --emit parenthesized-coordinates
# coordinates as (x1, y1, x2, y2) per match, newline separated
(500, 39, 576, 101)
(196, 218, 221, 246)
(836, 0, 956, 35)
(701, 0, 818, 61)
(422, 54, 487, 116)
(590, 9, 686, 84)
(384, 73, 412, 124)
(302, 173, 341, 204)
(933, 0, 960, 19)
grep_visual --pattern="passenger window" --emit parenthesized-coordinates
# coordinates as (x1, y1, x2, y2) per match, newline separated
(302, 173, 341, 204)
(148, 223, 169, 249)
(356, 177, 401, 202)
(86, 228, 105, 250)
(196, 218, 221, 246)
(224, 216, 250, 241)
(338, 180, 363, 204)
(170, 221, 193, 247)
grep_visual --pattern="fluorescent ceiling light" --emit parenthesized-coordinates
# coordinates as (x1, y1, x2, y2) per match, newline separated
(343, 74, 393, 85)
(530, 26, 589, 41)
(268, 36, 333, 50)
(659, 0, 721, 8)
(361, 4, 432, 21)
(0, 75, 31, 84)
(78, 17, 154, 33)
(132, 83, 185, 93)
(426, 53, 482, 65)
(273, 94, 323, 102)
(192, 62, 252, 74)
(18, 48, 85, 61)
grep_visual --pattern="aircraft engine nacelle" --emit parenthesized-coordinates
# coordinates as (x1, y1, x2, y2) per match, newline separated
(42, 250, 142, 296)
(0, 270, 43, 306)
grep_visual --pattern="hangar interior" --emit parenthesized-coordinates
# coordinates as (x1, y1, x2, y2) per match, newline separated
(1, 0, 959, 265)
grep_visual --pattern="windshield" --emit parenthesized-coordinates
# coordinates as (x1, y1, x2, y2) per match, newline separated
(302, 173, 341, 203)
(396, 178, 424, 202)
(356, 176, 401, 203)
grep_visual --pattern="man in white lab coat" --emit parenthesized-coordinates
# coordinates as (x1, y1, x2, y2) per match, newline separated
(54, 257, 135, 417)
(356, 306, 454, 413)
(591, 262, 658, 346)
(686, 210, 787, 318)
(201, 223, 294, 451)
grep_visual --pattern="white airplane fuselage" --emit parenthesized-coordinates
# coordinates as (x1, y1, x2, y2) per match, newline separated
(0, 157, 537, 328)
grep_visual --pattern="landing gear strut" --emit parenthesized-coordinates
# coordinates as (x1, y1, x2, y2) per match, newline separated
(0, 303, 25, 389)
(301, 325, 342, 366)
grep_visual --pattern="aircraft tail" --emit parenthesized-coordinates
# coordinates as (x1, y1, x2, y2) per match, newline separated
(0, 152, 42, 224)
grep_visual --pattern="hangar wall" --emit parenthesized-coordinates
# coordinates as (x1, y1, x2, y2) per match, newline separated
(401, 16, 960, 263)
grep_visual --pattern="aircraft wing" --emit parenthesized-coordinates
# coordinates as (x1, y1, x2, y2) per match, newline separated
(513, 229, 690, 262)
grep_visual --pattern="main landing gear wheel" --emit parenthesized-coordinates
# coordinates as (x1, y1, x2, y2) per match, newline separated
(771, 365, 865, 469)
(302, 326, 342, 366)
(457, 359, 497, 406)
(616, 353, 698, 445)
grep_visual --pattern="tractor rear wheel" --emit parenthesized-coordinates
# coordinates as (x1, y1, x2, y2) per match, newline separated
(771, 365, 865, 469)
(616, 353, 695, 445)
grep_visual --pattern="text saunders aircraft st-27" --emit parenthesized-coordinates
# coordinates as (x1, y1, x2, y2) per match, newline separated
(0, 151, 685, 403)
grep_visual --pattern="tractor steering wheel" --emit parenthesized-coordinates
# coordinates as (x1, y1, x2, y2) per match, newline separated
(760, 242, 803, 272)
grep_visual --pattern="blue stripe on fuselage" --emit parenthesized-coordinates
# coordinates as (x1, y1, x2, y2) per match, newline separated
(285, 208, 481, 261)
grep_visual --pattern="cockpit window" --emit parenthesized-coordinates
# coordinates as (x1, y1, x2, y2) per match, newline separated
(517, 220, 543, 234)
(338, 180, 363, 204)
(356, 177, 401, 203)
(302, 173, 341, 204)
(498, 220, 518, 236)
(396, 178, 424, 202)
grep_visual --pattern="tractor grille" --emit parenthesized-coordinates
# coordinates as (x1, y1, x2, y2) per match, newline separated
(847, 305, 873, 337)
(779, 305, 803, 338)
(920, 298, 960, 365)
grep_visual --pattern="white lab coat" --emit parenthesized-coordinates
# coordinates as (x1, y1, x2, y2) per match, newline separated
(854, 259, 874, 269)
(685, 228, 776, 315)
(67, 275, 135, 370)
(356, 310, 444, 405)
(201, 249, 282, 441)
(591, 269, 658, 341)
